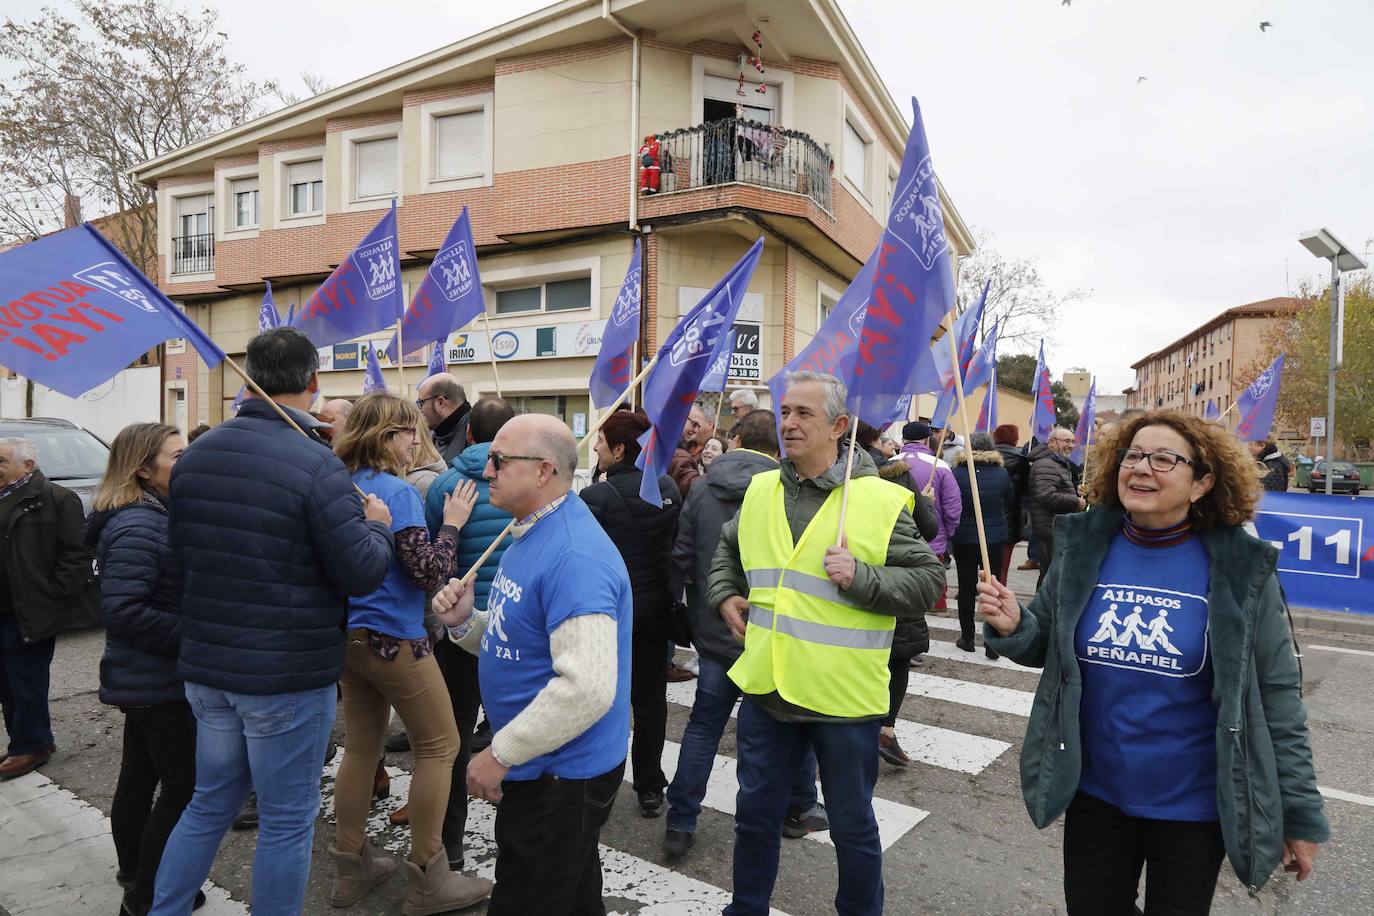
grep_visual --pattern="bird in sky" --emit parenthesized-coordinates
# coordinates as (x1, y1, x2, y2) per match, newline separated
(1137, 76, 1148, 85)
(1260, 21, 1273, 32)
(1063, 0, 1071, 6)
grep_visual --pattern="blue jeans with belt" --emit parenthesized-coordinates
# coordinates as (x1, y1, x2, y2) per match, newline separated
(725, 696, 883, 916)
(150, 683, 336, 916)
(666, 656, 817, 834)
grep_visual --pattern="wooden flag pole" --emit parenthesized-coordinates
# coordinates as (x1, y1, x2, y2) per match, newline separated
(457, 351, 663, 586)
(481, 311, 503, 398)
(922, 424, 950, 497)
(948, 344, 993, 578)
(834, 408, 861, 547)
(713, 392, 727, 433)
(629, 342, 639, 411)
(222, 356, 367, 497)
(1217, 399, 1240, 423)
(1078, 425, 1095, 499)
(395, 319, 406, 396)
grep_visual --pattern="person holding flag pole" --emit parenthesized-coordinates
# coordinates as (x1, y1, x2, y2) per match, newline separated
(1072, 378, 1097, 500)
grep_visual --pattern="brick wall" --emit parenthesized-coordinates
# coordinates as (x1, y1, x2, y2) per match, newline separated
(403, 80, 495, 106)
(644, 231, 661, 351)
(495, 37, 629, 75)
(783, 246, 797, 361)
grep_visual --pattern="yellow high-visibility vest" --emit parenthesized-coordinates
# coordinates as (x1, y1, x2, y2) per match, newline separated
(728, 469, 914, 717)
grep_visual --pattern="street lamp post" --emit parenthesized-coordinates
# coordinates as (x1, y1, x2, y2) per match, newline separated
(1298, 229, 1368, 495)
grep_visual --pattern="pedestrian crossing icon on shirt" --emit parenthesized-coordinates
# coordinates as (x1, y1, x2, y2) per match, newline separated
(1079, 585, 1209, 678)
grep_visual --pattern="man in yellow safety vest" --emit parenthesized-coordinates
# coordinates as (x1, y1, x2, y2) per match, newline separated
(708, 371, 945, 916)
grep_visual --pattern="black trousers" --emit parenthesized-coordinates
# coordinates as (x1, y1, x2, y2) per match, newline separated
(629, 614, 668, 793)
(110, 700, 197, 909)
(1035, 526, 1056, 590)
(433, 637, 482, 867)
(1063, 791, 1226, 916)
(488, 761, 626, 916)
(0, 614, 56, 755)
(952, 541, 1008, 643)
(883, 653, 909, 728)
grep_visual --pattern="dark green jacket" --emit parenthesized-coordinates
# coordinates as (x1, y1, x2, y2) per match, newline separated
(986, 505, 1329, 892)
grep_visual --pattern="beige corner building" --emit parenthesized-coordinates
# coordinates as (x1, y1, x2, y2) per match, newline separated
(131, 0, 973, 442)
(1126, 297, 1298, 429)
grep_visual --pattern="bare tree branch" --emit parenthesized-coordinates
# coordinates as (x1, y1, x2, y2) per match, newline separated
(955, 229, 1085, 351)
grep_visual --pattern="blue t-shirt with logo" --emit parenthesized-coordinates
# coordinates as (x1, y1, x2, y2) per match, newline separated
(348, 469, 427, 640)
(479, 497, 632, 781)
(1074, 531, 1218, 821)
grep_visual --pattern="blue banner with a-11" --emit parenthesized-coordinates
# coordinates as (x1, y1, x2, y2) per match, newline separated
(1249, 492, 1372, 615)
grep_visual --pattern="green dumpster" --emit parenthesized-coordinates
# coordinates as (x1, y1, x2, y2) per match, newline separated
(1296, 464, 1311, 488)
(1357, 463, 1374, 490)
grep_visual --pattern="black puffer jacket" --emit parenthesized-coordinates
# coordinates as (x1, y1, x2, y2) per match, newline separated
(1028, 443, 1082, 537)
(995, 443, 1029, 543)
(87, 493, 184, 707)
(670, 448, 777, 665)
(168, 399, 395, 695)
(872, 449, 934, 662)
(580, 462, 682, 623)
(1256, 445, 1291, 493)
(951, 450, 1013, 545)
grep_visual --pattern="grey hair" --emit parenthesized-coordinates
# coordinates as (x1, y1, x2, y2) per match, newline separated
(729, 389, 759, 408)
(783, 371, 848, 423)
(969, 432, 995, 452)
(532, 425, 578, 479)
(0, 437, 38, 465)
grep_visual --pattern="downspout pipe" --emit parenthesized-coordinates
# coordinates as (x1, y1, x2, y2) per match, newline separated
(603, 0, 640, 231)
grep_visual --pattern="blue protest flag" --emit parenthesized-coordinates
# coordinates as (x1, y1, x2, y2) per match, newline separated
(0, 224, 224, 398)
(294, 201, 403, 350)
(700, 325, 740, 394)
(845, 98, 957, 426)
(589, 239, 642, 409)
(259, 280, 280, 330)
(766, 245, 879, 416)
(1071, 378, 1097, 465)
(285, 301, 297, 327)
(427, 341, 447, 378)
(637, 238, 763, 505)
(386, 206, 483, 361)
(932, 280, 989, 392)
(362, 343, 389, 395)
(930, 319, 998, 429)
(1029, 341, 1056, 442)
(1233, 353, 1285, 442)
(976, 366, 998, 433)
(1204, 399, 1220, 420)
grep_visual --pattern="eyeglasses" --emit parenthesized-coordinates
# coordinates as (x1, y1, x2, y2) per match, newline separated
(414, 395, 439, 408)
(1118, 447, 1196, 473)
(487, 452, 550, 473)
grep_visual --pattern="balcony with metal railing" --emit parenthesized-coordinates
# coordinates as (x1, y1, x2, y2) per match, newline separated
(171, 232, 214, 275)
(648, 118, 833, 212)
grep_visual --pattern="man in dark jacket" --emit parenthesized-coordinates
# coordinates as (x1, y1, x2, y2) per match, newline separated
(0, 437, 98, 779)
(152, 327, 395, 916)
(1028, 427, 1086, 588)
(663, 409, 825, 857)
(417, 372, 472, 464)
(667, 402, 713, 496)
(1250, 440, 1290, 492)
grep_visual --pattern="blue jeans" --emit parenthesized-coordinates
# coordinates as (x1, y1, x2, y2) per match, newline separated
(150, 683, 336, 916)
(666, 657, 816, 834)
(0, 615, 56, 755)
(725, 697, 883, 916)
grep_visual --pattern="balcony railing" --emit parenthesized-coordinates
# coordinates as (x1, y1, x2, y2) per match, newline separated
(651, 118, 833, 212)
(171, 232, 214, 275)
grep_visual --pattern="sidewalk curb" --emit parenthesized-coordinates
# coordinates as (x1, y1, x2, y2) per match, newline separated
(1289, 608, 1374, 636)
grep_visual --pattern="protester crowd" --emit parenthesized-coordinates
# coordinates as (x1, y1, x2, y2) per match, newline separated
(0, 325, 1328, 916)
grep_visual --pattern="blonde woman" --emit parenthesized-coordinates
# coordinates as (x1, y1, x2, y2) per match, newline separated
(86, 423, 204, 916)
(406, 426, 449, 500)
(329, 393, 487, 912)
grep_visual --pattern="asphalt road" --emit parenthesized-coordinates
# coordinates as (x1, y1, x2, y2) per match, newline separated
(2, 556, 1371, 915)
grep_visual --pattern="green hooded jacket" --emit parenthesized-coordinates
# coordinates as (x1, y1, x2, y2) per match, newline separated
(985, 504, 1329, 893)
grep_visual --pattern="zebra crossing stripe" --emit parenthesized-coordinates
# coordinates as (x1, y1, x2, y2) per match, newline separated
(320, 759, 792, 916)
(904, 671, 1034, 717)
(663, 681, 1010, 775)
(626, 740, 930, 852)
(923, 638, 1042, 673)
(0, 772, 246, 915)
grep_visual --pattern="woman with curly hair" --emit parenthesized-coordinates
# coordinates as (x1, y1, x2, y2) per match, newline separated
(977, 410, 1327, 914)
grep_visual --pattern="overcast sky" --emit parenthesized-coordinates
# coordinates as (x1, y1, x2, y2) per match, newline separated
(11, 0, 1370, 392)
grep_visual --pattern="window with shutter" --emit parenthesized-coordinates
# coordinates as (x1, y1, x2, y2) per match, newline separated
(287, 160, 323, 215)
(354, 137, 398, 200)
(434, 112, 483, 180)
(843, 120, 868, 194)
(231, 177, 259, 228)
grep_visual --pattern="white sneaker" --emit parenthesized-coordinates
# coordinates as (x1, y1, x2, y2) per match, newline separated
(681, 654, 700, 674)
